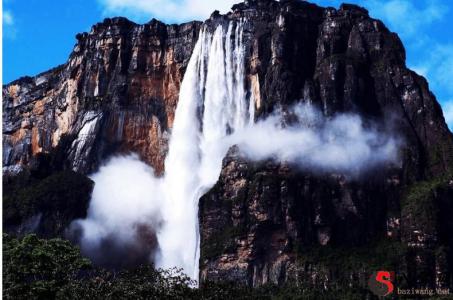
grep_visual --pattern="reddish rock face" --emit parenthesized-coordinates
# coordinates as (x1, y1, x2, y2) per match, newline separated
(3, 18, 201, 175)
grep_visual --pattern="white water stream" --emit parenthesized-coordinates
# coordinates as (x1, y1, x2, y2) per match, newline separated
(158, 21, 252, 280)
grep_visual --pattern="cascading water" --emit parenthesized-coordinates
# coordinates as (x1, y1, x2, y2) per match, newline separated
(157, 20, 252, 281)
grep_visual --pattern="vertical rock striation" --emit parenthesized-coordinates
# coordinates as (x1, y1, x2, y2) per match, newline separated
(3, 18, 201, 174)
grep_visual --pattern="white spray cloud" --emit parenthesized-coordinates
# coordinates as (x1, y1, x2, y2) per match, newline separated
(228, 103, 401, 175)
(70, 154, 164, 268)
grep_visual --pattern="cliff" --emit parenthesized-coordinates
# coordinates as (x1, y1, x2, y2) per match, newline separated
(198, 0, 453, 291)
(3, 0, 453, 294)
(3, 17, 201, 175)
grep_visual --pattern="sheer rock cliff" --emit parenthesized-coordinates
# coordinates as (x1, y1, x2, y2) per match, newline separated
(3, 18, 201, 175)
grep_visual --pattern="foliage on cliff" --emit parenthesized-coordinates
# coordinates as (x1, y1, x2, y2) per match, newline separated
(4, 234, 372, 300)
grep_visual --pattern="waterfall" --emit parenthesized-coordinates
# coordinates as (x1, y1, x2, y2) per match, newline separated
(73, 16, 400, 285)
(157, 20, 252, 281)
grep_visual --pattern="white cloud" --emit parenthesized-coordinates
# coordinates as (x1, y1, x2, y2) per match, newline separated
(365, 0, 447, 40)
(227, 103, 401, 175)
(98, 0, 238, 23)
(71, 154, 164, 268)
(3, 9, 17, 39)
(430, 44, 453, 94)
(360, 0, 452, 127)
(413, 43, 453, 94)
(3, 10, 14, 25)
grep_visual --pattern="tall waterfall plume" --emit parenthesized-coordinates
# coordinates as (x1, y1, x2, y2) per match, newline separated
(158, 20, 252, 280)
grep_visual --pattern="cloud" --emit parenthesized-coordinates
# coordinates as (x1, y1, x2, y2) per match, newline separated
(3, 10, 14, 25)
(365, 0, 447, 40)
(3, 9, 17, 39)
(413, 43, 453, 94)
(98, 0, 238, 23)
(360, 0, 452, 127)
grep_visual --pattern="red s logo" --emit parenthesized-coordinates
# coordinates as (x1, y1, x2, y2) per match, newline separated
(375, 271, 394, 296)
(368, 270, 395, 296)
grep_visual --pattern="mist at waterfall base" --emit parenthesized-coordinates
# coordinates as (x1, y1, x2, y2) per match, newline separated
(69, 155, 163, 269)
(70, 21, 401, 281)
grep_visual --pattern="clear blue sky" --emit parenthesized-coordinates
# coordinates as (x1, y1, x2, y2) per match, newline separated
(3, 0, 453, 128)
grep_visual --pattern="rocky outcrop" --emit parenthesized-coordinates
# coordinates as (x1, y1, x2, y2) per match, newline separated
(198, 0, 453, 291)
(3, 18, 201, 175)
(200, 148, 453, 289)
(3, 0, 453, 294)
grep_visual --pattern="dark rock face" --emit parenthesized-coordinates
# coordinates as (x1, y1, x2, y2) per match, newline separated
(3, 0, 453, 293)
(200, 149, 395, 286)
(3, 170, 94, 238)
(3, 18, 201, 175)
(198, 0, 453, 291)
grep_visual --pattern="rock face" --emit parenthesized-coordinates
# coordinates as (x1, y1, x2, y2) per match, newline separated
(3, 18, 201, 175)
(197, 0, 453, 291)
(3, 170, 94, 239)
(3, 0, 453, 293)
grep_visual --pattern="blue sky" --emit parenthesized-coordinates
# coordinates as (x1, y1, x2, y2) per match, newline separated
(3, 0, 453, 129)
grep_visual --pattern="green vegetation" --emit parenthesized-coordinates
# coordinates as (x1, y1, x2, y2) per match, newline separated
(401, 173, 451, 231)
(295, 239, 407, 272)
(3, 234, 91, 299)
(3, 234, 371, 300)
(3, 234, 195, 299)
(403, 175, 449, 205)
(290, 239, 409, 299)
